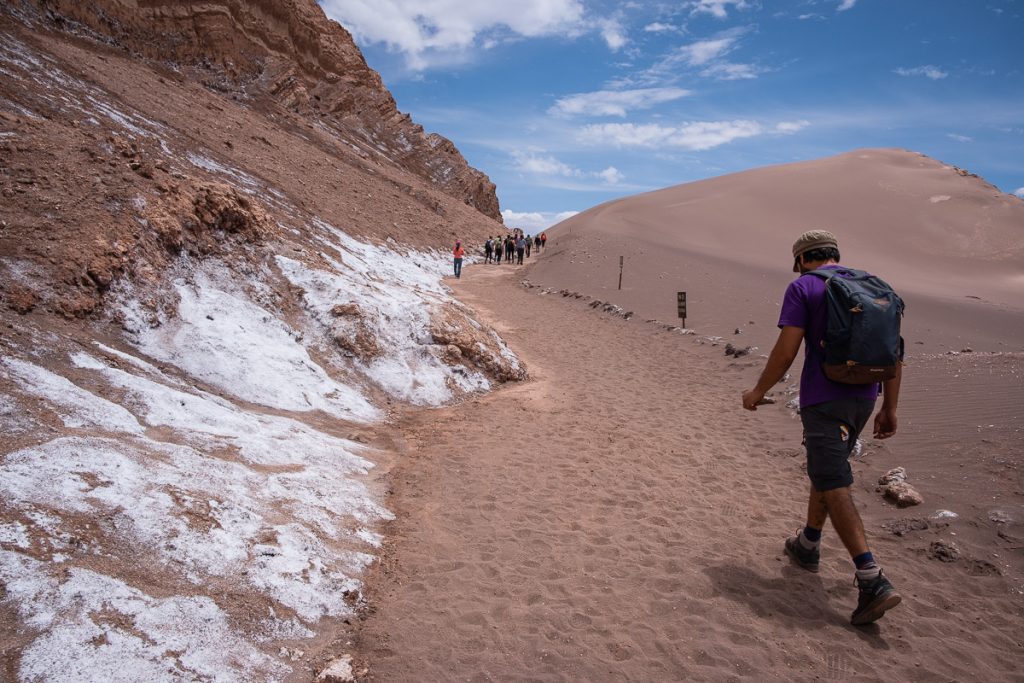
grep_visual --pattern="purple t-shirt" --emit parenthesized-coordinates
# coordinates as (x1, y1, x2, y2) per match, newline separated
(779, 265, 880, 408)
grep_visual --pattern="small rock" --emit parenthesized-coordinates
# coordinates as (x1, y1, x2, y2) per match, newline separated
(734, 327, 742, 334)
(317, 655, 355, 683)
(989, 510, 1012, 524)
(883, 517, 929, 536)
(878, 467, 907, 486)
(331, 303, 361, 317)
(732, 346, 751, 358)
(882, 481, 923, 508)
(930, 539, 960, 562)
(724, 343, 736, 356)
(960, 348, 973, 353)
(930, 509, 959, 520)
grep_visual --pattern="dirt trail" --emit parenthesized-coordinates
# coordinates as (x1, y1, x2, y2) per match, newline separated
(354, 261, 1022, 682)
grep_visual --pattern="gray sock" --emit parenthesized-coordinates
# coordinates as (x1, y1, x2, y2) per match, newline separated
(856, 566, 882, 582)
(798, 530, 820, 551)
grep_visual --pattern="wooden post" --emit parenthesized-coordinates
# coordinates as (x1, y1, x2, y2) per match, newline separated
(677, 291, 687, 328)
(618, 255, 624, 290)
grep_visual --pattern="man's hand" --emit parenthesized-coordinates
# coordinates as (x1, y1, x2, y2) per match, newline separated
(742, 389, 765, 411)
(873, 408, 898, 439)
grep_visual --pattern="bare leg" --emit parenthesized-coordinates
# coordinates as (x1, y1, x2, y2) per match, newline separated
(821, 486, 869, 558)
(805, 485, 828, 530)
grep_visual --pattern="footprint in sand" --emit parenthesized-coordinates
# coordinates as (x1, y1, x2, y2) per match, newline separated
(825, 652, 851, 680)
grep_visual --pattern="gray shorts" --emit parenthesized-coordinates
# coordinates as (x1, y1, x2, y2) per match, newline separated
(800, 398, 875, 491)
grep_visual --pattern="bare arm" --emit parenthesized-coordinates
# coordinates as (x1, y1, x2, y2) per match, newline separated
(742, 326, 804, 410)
(873, 363, 902, 438)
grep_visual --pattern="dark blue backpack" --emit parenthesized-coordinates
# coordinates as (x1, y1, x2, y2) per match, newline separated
(809, 268, 905, 384)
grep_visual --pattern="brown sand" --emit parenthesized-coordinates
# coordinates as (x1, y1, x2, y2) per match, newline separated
(355, 261, 1023, 681)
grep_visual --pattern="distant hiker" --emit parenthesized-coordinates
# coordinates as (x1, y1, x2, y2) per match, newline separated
(484, 237, 494, 264)
(534, 234, 541, 252)
(493, 237, 503, 264)
(452, 240, 465, 279)
(540, 232, 547, 250)
(741, 230, 904, 627)
(515, 235, 526, 264)
(525, 235, 532, 258)
(505, 236, 514, 263)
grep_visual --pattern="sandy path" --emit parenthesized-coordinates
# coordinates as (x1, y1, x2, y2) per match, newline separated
(354, 261, 1022, 681)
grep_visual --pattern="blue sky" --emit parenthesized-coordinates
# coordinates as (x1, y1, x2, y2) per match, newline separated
(318, 0, 1024, 231)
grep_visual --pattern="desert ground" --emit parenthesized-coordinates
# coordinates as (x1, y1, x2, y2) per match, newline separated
(354, 243, 1023, 681)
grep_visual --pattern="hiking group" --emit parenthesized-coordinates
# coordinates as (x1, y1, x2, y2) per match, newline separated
(483, 229, 547, 266)
(451, 230, 547, 278)
(743, 229, 905, 627)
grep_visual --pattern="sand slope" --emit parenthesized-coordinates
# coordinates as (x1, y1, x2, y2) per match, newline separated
(355, 262, 1023, 681)
(527, 148, 1024, 354)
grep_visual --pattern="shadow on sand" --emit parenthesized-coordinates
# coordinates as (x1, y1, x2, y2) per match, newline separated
(702, 562, 894, 649)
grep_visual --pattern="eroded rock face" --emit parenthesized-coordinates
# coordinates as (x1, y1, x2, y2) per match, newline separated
(430, 305, 527, 384)
(21, 0, 501, 220)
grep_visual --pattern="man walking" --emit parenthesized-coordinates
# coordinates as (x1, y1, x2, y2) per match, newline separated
(742, 230, 902, 626)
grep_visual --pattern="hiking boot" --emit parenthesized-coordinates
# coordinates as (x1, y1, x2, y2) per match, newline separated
(784, 533, 820, 573)
(850, 571, 901, 626)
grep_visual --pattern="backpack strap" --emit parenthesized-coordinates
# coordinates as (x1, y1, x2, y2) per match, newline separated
(807, 267, 865, 281)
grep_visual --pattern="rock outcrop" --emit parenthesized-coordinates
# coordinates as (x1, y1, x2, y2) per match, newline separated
(16, 0, 501, 220)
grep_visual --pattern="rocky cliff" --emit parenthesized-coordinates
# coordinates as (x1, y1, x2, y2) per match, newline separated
(20, 0, 501, 219)
(0, 3, 519, 679)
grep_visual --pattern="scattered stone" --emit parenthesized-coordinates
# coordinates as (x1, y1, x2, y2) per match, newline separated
(930, 509, 959, 520)
(882, 517, 930, 536)
(734, 327, 742, 334)
(966, 559, 1002, 576)
(989, 510, 1013, 524)
(882, 481, 924, 508)
(732, 346, 751, 358)
(317, 655, 355, 683)
(4, 285, 37, 314)
(279, 647, 304, 661)
(330, 303, 361, 317)
(724, 343, 736, 356)
(930, 539, 960, 562)
(878, 467, 907, 486)
(960, 348, 973, 353)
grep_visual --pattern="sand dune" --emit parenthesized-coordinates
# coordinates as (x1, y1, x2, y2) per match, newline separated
(528, 148, 1024, 353)
(355, 150, 1023, 681)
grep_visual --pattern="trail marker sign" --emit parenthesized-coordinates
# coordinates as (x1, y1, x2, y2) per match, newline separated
(677, 291, 687, 327)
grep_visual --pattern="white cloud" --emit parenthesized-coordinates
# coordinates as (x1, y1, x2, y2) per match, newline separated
(549, 87, 692, 117)
(577, 120, 763, 151)
(320, 0, 586, 69)
(513, 151, 580, 177)
(502, 209, 579, 232)
(894, 65, 948, 80)
(598, 166, 625, 185)
(644, 22, 677, 33)
(837, 0, 857, 11)
(678, 35, 738, 66)
(689, 0, 752, 19)
(597, 18, 628, 51)
(512, 151, 624, 185)
(946, 133, 973, 143)
(775, 119, 810, 134)
(700, 62, 760, 80)
(1014, 188, 1024, 198)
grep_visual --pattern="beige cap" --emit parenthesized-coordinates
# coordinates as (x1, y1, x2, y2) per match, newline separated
(792, 229, 839, 259)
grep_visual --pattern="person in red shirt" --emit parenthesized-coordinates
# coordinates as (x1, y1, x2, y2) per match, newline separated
(452, 241, 465, 279)
(540, 232, 547, 250)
